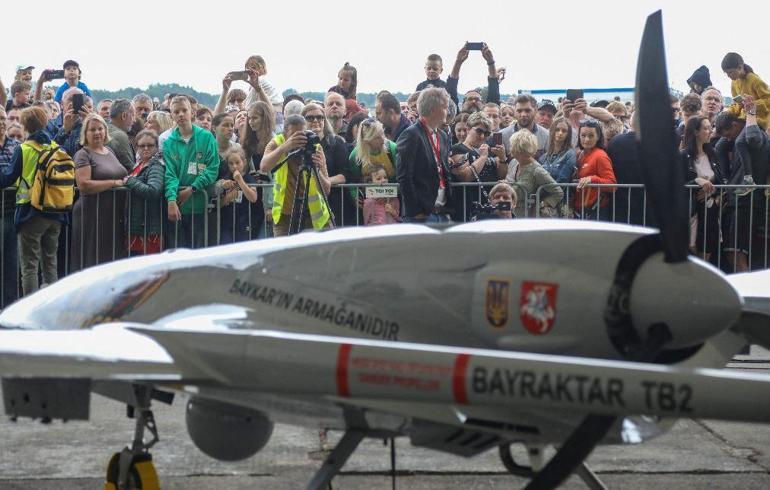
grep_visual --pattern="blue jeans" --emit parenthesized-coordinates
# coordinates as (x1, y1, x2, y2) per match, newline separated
(403, 213, 452, 224)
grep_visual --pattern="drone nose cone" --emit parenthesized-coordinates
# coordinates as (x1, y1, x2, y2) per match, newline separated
(630, 254, 742, 349)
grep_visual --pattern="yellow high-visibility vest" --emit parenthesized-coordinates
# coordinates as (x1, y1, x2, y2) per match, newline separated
(17, 140, 60, 205)
(270, 134, 330, 230)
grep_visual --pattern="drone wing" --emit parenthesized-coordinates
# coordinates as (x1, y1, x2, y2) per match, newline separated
(0, 324, 179, 380)
(1, 323, 770, 423)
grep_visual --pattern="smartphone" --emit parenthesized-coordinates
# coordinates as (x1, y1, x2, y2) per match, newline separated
(45, 69, 65, 81)
(566, 89, 584, 102)
(733, 95, 744, 104)
(492, 132, 502, 146)
(465, 42, 484, 51)
(227, 70, 250, 81)
(72, 93, 84, 113)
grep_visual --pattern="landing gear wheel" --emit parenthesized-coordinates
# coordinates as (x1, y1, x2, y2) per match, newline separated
(104, 452, 160, 490)
(499, 444, 536, 478)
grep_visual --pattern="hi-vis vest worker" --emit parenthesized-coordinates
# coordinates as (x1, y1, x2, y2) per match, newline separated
(270, 133, 331, 230)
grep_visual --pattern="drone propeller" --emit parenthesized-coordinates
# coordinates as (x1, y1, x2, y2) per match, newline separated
(633, 11, 689, 264)
(526, 11, 689, 488)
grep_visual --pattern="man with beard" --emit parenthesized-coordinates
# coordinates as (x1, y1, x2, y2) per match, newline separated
(447, 43, 500, 112)
(499, 94, 549, 160)
(376, 91, 411, 142)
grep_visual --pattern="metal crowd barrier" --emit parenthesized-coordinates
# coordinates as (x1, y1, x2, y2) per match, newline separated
(532, 182, 770, 273)
(1, 182, 769, 308)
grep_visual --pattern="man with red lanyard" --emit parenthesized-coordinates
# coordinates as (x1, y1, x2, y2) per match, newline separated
(396, 87, 453, 223)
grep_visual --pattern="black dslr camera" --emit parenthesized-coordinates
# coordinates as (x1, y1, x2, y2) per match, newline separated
(300, 130, 321, 163)
(471, 200, 512, 221)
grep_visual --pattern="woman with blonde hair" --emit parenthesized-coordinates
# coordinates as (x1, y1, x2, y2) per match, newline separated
(349, 118, 397, 181)
(144, 111, 173, 134)
(506, 129, 563, 217)
(71, 113, 128, 271)
(145, 110, 174, 150)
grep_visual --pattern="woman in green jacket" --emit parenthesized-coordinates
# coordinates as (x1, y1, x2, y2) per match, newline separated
(125, 129, 165, 254)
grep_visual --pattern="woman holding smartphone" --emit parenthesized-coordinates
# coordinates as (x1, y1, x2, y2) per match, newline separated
(447, 112, 507, 221)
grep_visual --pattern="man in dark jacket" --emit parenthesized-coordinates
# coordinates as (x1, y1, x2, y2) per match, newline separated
(715, 97, 769, 272)
(396, 88, 452, 222)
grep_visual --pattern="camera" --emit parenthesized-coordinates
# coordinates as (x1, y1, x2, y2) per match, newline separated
(287, 130, 321, 167)
(471, 200, 512, 221)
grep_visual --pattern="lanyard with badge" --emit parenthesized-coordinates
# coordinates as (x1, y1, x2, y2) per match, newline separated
(419, 117, 445, 188)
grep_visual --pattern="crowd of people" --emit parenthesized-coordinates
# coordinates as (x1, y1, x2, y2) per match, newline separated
(0, 46, 769, 307)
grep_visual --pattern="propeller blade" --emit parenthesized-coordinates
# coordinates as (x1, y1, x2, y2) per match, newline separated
(635, 10, 688, 263)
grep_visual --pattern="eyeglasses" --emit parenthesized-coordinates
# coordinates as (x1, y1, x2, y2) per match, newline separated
(473, 127, 491, 137)
(305, 115, 325, 122)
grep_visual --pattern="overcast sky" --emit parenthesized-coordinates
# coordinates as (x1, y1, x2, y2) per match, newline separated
(4, 0, 768, 99)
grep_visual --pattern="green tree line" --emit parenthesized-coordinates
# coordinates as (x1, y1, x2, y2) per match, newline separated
(90, 84, 516, 109)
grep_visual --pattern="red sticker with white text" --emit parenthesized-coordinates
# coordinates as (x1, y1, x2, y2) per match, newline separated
(519, 281, 558, 335)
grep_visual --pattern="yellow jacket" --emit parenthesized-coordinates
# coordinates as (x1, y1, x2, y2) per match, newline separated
(728, 72, 770, 129)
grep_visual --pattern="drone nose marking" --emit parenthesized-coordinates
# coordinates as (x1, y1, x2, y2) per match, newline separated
(453, 354, 471, 405)
(336, 343, 352, 397)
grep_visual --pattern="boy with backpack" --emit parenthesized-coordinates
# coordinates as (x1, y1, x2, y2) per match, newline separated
(0, 106, 74, 296)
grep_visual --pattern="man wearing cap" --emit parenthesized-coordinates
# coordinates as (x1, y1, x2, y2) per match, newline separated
(14, 66, 34, 84)
(54, 60, 92, 104)
(536, 100, 557, 130)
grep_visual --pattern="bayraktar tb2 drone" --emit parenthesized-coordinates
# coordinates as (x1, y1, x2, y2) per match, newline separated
(1, 11, 770, 490)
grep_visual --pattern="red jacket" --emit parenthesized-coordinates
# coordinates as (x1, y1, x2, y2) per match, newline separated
(573, 148, 616, 210)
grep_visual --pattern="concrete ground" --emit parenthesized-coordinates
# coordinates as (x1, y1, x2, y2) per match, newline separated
(1, 359, 769, 489)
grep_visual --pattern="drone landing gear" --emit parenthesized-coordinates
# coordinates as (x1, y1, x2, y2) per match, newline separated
(306, 429, 366, 490)
(104, 386, 162, 490)
(306, 408, 398, 490)
(499, 442, 608, 490)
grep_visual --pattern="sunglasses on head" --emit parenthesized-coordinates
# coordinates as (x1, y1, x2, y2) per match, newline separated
(579, 119, 601, 128)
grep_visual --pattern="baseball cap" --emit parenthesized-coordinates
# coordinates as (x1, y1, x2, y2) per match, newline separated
(537, 99, 557, 114)
(15, 65, 34, 72)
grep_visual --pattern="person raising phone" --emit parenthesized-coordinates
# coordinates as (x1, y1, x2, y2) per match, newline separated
(446, 42, 501, 110)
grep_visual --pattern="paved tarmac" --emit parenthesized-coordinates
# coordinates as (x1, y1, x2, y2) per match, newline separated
(1, 364, 769, 489)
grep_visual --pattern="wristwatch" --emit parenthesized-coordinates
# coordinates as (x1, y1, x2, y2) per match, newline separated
(747, 110, 757, 116)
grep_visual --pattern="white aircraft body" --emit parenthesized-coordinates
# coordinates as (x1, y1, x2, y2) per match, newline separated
(1, 11, 769, 490)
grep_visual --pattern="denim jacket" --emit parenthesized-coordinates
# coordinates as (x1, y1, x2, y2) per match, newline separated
(539, 148, 577, 184)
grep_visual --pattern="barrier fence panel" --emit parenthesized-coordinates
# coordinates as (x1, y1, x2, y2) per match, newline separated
(533, 182, 770, 273)
(2, 182, 769, 308)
